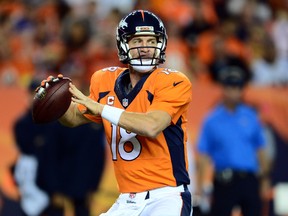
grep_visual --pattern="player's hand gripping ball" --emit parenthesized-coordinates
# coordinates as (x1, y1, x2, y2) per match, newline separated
(32, 74, 72, 124)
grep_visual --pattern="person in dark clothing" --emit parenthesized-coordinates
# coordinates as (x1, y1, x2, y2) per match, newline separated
(268, 128, 288, 216)
(41, 123, 106, 216)
(13, 80, 59, 216)
(13, 79, 106, 216)
(0, 190, 22, 216)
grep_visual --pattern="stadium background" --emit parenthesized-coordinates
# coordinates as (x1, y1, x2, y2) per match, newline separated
(1, 0, 288, 215)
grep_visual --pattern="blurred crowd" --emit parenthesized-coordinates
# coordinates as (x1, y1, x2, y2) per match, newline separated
(1, 0, 288, 88)
(1, 0, 288, 216)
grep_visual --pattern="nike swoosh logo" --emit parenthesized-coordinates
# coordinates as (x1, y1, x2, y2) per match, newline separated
(173, 81, 183, 87)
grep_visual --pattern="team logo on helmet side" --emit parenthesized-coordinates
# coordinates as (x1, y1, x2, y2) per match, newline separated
(119, 19, 128, 29)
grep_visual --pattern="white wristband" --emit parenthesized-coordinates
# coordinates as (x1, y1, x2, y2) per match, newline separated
(101, 105, 124, 126)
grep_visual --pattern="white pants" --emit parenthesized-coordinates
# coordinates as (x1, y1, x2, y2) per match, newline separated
(100, 185, 192, 216)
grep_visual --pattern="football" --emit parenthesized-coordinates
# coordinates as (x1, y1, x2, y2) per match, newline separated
(32, 77, 72, 124)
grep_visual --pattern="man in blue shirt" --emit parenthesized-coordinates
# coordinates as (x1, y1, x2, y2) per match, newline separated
(196, 66, 270, 216)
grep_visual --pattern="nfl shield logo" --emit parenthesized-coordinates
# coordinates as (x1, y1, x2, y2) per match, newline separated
(129, 193, 136, 199)
(122, 98, 128, 107)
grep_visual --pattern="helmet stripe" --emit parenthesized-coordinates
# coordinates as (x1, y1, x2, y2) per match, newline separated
(140, 10, 145, 22)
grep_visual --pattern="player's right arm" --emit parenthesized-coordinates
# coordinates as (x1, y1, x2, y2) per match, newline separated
(69, 83, 172, 138)
(59, 101, 92, 127)
(39, 74, 96, 127)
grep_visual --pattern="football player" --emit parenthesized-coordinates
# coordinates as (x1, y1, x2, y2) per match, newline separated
(44, 10, 192, 216)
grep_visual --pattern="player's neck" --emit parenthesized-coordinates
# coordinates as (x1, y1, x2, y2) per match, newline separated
(129, 73, 140, 89)
(128, 67, 150, 87)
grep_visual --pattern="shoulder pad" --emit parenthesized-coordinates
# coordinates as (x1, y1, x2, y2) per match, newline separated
(157, 68, 180, 74)
(100, 67, 127, 73)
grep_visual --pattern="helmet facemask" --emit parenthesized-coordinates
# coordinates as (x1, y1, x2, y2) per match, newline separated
(119, 34, 166, 73)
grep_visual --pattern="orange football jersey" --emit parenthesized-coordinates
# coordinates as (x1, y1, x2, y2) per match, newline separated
(78, 67, 192, 193)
